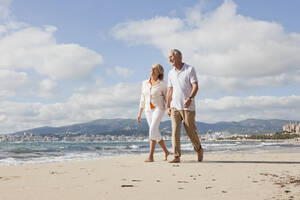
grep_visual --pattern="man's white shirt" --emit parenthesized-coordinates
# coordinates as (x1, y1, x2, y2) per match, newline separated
(167, 63, 198, 111)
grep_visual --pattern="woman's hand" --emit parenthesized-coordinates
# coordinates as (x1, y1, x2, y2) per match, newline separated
(137, 115, 141, 124)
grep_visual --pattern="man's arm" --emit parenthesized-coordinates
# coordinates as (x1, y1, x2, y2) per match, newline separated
(183, 82, 198, 108)
(166, 87, 173, 116)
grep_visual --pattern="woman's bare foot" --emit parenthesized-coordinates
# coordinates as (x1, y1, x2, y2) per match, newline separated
(164, 151, 170, 161)
(144, 157, 154, 162)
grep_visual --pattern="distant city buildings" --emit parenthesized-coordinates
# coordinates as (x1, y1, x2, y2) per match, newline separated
(0, 133, 173, 143)
(283, 122, 300, 134)
(0, 131, 231, 142)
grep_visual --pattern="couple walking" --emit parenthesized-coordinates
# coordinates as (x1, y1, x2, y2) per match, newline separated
(137, 49, 203, 163)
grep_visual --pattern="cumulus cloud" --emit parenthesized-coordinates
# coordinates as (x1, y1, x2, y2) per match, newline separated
(0, 69, 29, 98)
(112, 0, 300, 92)
(196, 95, 300, 122)
(106, 66, 134, 79)
(0, 26, 103, 80)
(37, 79, 59, 98)
(0, 82, 141, 133)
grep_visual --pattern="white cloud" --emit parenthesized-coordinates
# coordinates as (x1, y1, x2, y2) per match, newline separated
(198, 73, 290, 92)
(0, 69, 29, 98)
(106, 66, 134, 79)
(0, 82, 141, 133)
(0, 26, 103, 80)
(112, 16, 183, 45)
(196, 95, 300, 122)
(37, 79, 59, 98)
(68, 82, 140, 120)
(112, 0, 300, 92)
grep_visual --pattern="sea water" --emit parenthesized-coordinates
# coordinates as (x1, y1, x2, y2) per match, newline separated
(0, 140, 300, 165)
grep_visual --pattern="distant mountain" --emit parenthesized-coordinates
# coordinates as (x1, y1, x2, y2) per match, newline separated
(12, 118, 293, 136)
(13, 118, 150, 136)
(195, 119, 290, 134)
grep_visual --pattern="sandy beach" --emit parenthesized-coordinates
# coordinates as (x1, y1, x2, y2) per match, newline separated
(0, 152, 300, 200)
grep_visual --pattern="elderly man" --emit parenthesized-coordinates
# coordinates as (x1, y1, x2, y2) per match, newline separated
(166, 49, 203, 163)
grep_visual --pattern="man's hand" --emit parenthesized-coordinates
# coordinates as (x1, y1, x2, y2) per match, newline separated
(183, 98, 192, 108)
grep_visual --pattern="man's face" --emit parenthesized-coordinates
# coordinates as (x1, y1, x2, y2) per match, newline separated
(168, 50, 180, 66)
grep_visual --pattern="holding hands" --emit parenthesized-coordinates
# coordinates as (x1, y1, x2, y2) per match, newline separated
(167, 108, 171, 116)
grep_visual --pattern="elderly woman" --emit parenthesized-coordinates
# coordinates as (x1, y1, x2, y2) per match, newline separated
(137, 63, 170, 162)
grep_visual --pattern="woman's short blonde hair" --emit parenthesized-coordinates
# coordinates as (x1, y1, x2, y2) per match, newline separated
(152, 63, 164, 80)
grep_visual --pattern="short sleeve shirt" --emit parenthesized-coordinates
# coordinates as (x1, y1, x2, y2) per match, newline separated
(167, 64, 198, 111)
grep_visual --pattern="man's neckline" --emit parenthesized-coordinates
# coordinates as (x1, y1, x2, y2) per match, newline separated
(175, 63, 185, 72)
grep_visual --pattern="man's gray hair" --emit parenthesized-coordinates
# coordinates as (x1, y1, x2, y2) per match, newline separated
(172, 49, 182, 58)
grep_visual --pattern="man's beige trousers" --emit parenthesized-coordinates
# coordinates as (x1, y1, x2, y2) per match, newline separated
(171, 108, 202, 158)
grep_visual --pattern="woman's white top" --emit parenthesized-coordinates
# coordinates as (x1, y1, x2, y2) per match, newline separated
(139, 79, 167, 111)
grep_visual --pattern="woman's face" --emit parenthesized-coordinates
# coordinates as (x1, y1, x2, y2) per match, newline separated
(150, 66, 159, 78)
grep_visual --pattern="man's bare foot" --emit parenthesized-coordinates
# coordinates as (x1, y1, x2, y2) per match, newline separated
(144, 157, 154, 162)
(198, 148, 203, 162)
(164, 151, 170, 161)
(168, 157, 180, 163)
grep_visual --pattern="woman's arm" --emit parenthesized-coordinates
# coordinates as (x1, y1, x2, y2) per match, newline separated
(137, 107, 143, 124)
(137, 82, 145, 124)
(162, 82, 168, 103)
(166, 87, 173, 116)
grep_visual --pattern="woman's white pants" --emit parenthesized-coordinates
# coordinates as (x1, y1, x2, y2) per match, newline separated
(144, 108, 164, 141)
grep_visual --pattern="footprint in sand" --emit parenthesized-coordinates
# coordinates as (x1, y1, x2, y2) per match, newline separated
(0, 176, 21, 181)
(49, 171, 66, 175)
(131, 180, 142, 182)
(121, 184, 134, 187)
(177, 180, 189, 183)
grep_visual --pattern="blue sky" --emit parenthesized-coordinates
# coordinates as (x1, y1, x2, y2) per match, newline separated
(1, 0, 300, 133)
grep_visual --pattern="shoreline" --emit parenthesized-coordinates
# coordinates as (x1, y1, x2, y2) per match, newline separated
(1, 139, 300, 166)
(1, 152, 300, 200)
